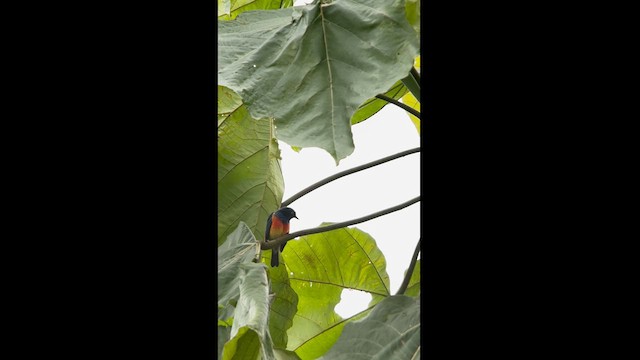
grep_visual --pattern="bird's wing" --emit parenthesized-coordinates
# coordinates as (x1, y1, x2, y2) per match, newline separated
(265, 212, 274, 241)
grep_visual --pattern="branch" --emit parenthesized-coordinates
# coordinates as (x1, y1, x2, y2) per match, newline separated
(410, 66, 421, 84)
(375, 94, 421, 118)
(396, 238, 421, 295)
(281, 147, 420, 207)
(261, 196, 420, 250)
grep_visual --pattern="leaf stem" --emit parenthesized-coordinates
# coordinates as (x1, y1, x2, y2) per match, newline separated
(375, 94, 421, 119)
(396, 238, 421, 295)
(410, 66, 421, 83)
(281, 147, 420, 207)
(262, 196, 420, 250)
(401, 67, 421, 100)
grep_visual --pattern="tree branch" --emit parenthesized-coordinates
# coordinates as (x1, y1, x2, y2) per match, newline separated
(410, 66, 421, 84)
(395, 237, 421, 295)
(262, 196, 420, 250)
(281, 147, 420, 207)
(375, 94, 421, 119)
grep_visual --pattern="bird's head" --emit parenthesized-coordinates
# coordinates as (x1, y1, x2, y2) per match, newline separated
(276, 207, 298, 221)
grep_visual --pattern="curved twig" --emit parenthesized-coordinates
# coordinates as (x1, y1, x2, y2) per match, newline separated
(281, 147, 420, 207)
(262, 196, 420, 250)
(375, 94, 421, 119)
(396, 238, 421, 295)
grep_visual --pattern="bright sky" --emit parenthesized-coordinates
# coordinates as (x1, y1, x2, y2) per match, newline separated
(279, 103, 420, 318)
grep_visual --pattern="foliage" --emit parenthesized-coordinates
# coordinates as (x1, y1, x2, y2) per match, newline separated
(218, 222, 273, 359)
(405, 260, 421, 297)
(404, 0, 420, 36)
(217, 86, 285, 245)
(318, 296, 420, 359)
(282, 225, 390, 358)
(218, 0, 293, 20)
(218, 0, 419, 164)
(218, 0, 420, 358)
(351, 80, 409, 126)
(402, 56, 421, 133)
(265, 260, 299, 348)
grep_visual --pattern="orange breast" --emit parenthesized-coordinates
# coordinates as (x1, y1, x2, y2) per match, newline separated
(269, 216, 290, 239)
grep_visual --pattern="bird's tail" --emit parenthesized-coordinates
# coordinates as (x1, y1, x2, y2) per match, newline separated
(271, 248, 279, 267)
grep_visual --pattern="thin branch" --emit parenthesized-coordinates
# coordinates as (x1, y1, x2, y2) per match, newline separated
(375, 94, 421, 119)
(281, 147, 420, 207)
(396, 238, 421, 295)
(262, 196, 420, 250)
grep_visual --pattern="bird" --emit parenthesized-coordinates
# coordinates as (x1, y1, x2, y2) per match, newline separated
(265, 207, 298, 267)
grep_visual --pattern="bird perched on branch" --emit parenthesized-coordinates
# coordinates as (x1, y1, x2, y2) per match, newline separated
(265, 207, 298, 267)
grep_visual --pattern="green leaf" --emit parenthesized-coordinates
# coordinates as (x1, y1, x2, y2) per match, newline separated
(218, 223, 276, 360)
(217, 86, 285, 246)
(266, 263, 299, 349)
(401, 56, 420, 133)
(282, 225, 391, 358)
(404, 260, 420, 297)
(219, 0, 231, 18)
(218, 0, 292, 21)
(218, 325, 232, 359)
(280, 0, 294, 8)
(218, 222, 261, 320)
(401, 90, 420, 134)
(223, 326, 261, 360)
(405, 0, 420, 35)
(218, 85, 243, 128)
(226, 263, 276, 360)
(318, 295, 420, 360)
(218, 0, 419, 164)
(351, 80, 408, 126)
(401, 69, 421, 101)
(274, 348, 302, 360)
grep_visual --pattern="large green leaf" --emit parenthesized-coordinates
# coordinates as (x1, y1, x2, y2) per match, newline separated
(223, 326, 262, 360)
(218, 325, 232, 359)
(218, 222, 276, 360)
(218, 222, 261, 321)
(217, 86, 285, 246)
(218, 85, 243, 128)
(350, 80, 408, 126)
(318, 295, 420, 360)
(218, 0, 292, 21)
(274, 348, 302, 360)
(223, 263, 276, 360)
(405, 0, 420, 35)
(282, 225, 391, 358)
(218, 0, 420, 163)
(265, 263, 299, 349)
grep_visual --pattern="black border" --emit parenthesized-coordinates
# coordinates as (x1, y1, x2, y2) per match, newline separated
(17, 0, 614, 357)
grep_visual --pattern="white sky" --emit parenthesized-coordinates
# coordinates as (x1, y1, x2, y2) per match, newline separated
(279, 103, 420, 318)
